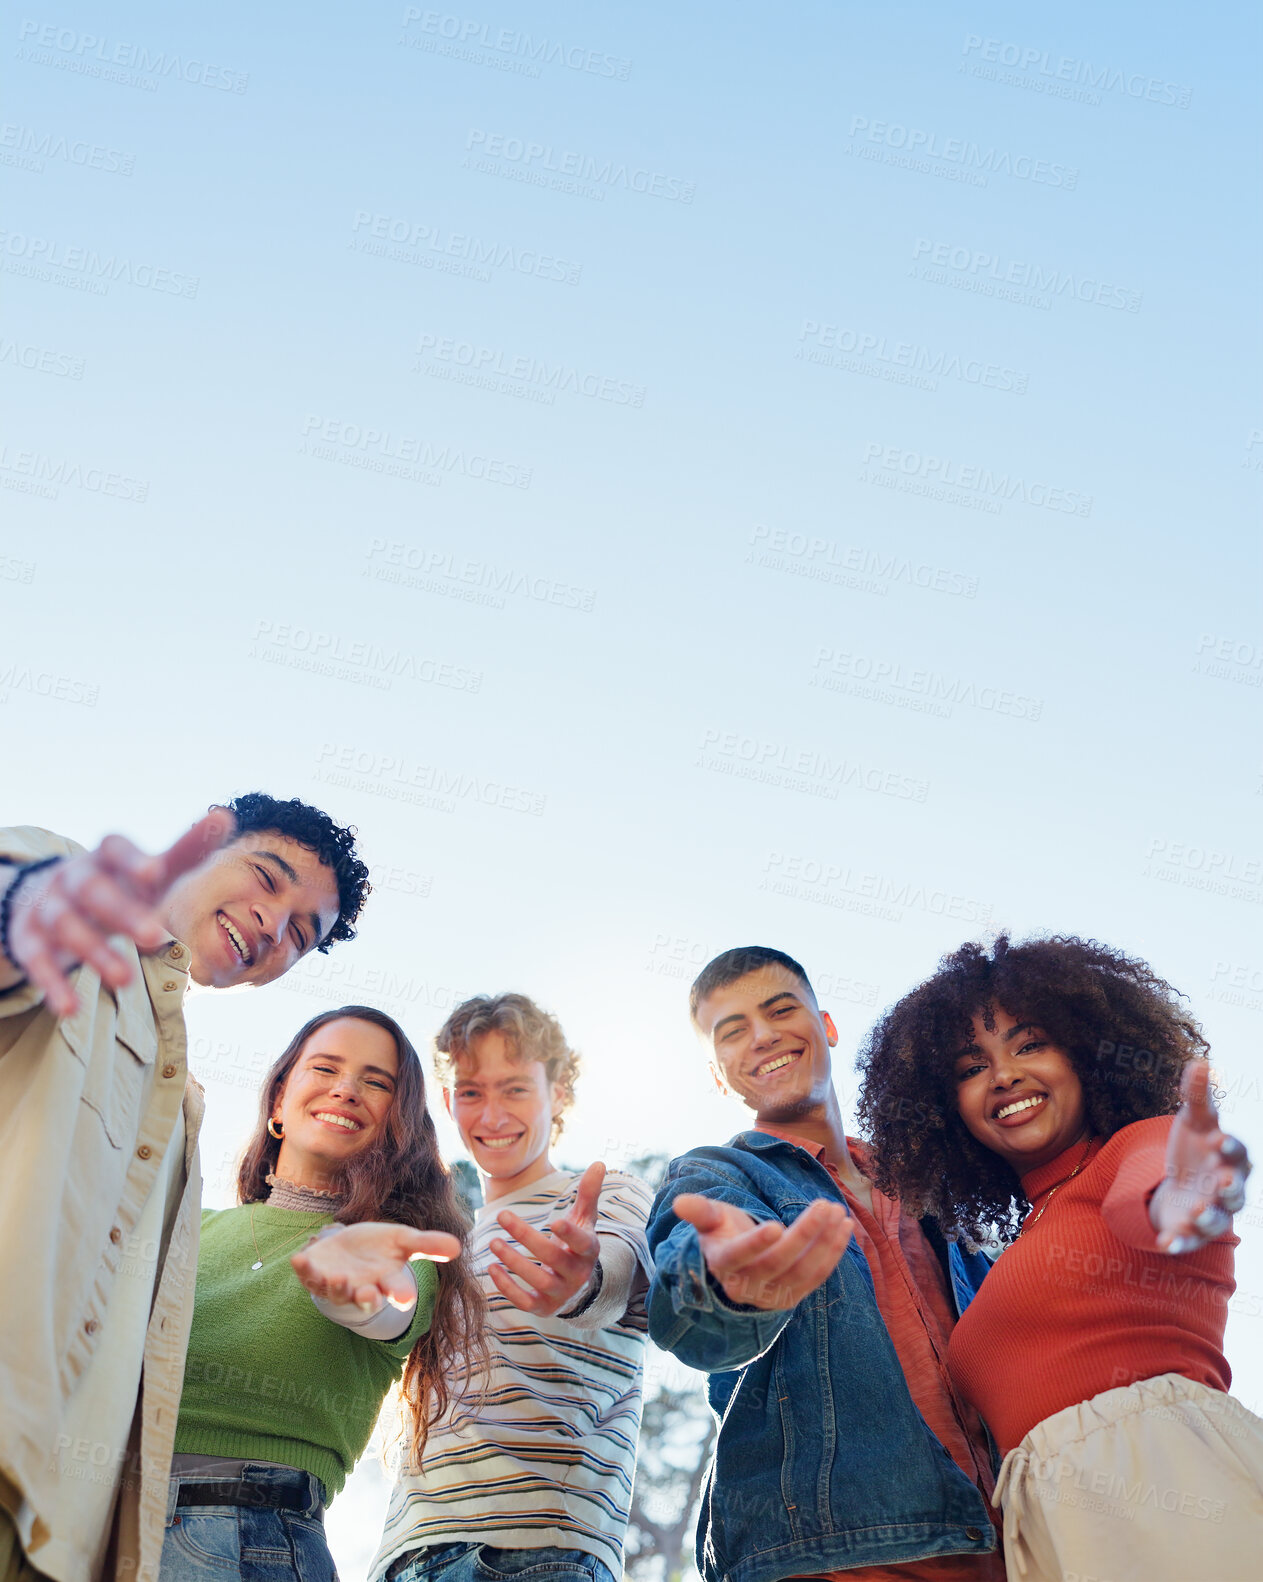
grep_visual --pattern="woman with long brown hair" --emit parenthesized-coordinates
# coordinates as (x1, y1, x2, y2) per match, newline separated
(159, 1006, 485, 1582)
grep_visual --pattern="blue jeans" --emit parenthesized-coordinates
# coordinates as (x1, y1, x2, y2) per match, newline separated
(390, 1544, 615, 1582)
(159, 1466, 335, 1582)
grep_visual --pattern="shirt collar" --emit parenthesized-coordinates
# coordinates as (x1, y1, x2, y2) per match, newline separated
(753, 1119, 872, 1174)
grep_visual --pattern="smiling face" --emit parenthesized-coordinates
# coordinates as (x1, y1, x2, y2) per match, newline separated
(952, 1006, 1090, 1173)
(271, 1016, 399, 1188)
(444, 1030, 563, 1203)
(161, 832, 341, 990)
(697, 963, 838, 1124)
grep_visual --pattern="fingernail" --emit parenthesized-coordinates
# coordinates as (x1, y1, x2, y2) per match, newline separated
(1220, 1137, 1246, 1161)
(1167, 1236, 1199, 1255)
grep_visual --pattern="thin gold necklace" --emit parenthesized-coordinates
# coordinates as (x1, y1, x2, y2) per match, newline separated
(1019, 1136, 1099, 1235)
(247, 1204, 321, 1272)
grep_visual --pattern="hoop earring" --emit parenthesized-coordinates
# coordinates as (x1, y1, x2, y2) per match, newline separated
(267, 1117, 284, 1140)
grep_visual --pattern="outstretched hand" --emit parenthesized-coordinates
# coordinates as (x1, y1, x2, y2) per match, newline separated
(1151, 1062, 1251, 1254)
(673, 1191, 853, 1310)
(290, 1221, 461, 1312)
(489, 1160, 605, 1316)
(2, 809, 236, 1017)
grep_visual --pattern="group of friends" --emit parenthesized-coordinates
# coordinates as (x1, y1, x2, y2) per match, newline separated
(0, 792, 1259, 1582)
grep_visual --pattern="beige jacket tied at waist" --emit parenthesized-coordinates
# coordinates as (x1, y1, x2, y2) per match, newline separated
(0, 828, 203, 1582)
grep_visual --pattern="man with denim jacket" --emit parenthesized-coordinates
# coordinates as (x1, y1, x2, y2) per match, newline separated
(647, 947, 1005, 1582)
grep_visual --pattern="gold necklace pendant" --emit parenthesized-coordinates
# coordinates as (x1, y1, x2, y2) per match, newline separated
(248, 1204, 319, 1271)
(1019, 1137, 1099, 1236)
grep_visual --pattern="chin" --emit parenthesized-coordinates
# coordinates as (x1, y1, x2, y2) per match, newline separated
(758, 1093, 816, 1123)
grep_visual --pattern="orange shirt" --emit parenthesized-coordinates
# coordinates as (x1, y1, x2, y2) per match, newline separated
(947, 1116, 1235, 1456)
(756, 1125, 1004, 1582)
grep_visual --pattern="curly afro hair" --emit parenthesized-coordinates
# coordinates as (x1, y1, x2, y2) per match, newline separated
(224, 792, 370, 951)
(855, 934, 1208, 1248)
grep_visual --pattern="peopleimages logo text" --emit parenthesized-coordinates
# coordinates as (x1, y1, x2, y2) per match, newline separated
(465, 130, 695, 201)
(400, 10, 631, 79)
(912, 238, 1141, 312)
(850, 116, 1077, 188)
(16, 20, 249, 91)
(961, 35, 1191, 107)
(862, 444, 1093, 517)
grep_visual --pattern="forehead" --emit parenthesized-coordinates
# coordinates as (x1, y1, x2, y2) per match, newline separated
(300, 1016, 399, 1071)
(969, 1004, 1020, 1036)
(696, 964, 809, 1030)
(451, 1031, 546, 1084)
(229, 833, 340, 925)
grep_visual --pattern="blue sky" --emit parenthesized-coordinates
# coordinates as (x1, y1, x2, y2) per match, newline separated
(3, 2, 1260, 1574)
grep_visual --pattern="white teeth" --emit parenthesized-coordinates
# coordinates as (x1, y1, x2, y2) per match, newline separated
(477, 1136, 520, 1150)
(219, 914, 252, 964)
(997, 1095, 1046, 1120)
(314, 1112, 361, 1131)
(758, 1052, 798, 1076)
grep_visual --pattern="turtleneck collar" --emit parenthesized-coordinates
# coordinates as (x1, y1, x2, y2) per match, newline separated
(264, 1172, 348, 1213)
(1020, 1134, 1101, 1201)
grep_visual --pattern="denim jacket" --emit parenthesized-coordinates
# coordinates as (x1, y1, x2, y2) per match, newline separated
(647, 1131, 997, 1582)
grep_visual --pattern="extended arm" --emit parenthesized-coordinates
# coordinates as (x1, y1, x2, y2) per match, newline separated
(1102, 1067, 1250, 1253)
(291, 1222, 458, 1339)
(647, 1151, 852, 1374)
(1150, 1064, 1250, 1252)
(0, 813, 234, 1014)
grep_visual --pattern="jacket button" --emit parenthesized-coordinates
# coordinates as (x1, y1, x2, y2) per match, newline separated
(965, 1528, 983, 1542)
(109, 1226, 121, 1243)
(163, 980, 178, 992)
(162, 1064, 177, 1078)
(169, 945, 183, 960)
(84, 1318, 99, 1335)
(137, 1144, 152, 1159)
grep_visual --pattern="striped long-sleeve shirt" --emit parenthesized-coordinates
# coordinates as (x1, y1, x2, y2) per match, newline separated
(371, 1168, 652, 1579)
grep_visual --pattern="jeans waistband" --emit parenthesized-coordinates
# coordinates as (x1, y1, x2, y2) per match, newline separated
(166, 1464, 326, 1522)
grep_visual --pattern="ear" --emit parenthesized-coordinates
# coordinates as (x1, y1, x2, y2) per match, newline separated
(822, 1011, 839, 1048)
(708, 1060, 730, 1098)
(550, 1078, 567, 1122)
(441, 1086, 454, 1121)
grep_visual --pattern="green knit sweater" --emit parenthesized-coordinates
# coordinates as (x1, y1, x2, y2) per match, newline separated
(174, 1205, 437, 1498)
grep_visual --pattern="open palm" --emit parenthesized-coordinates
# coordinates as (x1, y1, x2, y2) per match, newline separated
(1152, 1063, 1251, 1254)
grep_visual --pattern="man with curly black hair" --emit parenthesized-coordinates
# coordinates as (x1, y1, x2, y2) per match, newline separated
(0, 794, 370, 1582)
(646, 945, 1004, 1582)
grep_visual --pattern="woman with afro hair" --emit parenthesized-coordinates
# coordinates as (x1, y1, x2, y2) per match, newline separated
(856, 933, 1261, 1582)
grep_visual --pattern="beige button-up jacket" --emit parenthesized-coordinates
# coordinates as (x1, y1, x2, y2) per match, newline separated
(0, 828, 203, 1582)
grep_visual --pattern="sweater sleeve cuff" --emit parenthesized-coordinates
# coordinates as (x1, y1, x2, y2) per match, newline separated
(1101, 1138, 1168, 1251)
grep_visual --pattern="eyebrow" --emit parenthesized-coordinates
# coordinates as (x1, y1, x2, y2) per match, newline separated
(711, 990, 800, 1036)
(307, 1052, 396, 1081)
(251, 849, 327, 944)
(952, 1022, 1038, 1061)
(454, 1074, 533, 1090)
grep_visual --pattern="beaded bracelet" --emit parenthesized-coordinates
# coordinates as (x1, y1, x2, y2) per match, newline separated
(0, 857, 62, 972)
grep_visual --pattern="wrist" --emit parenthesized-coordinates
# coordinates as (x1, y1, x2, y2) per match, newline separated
(559, 1255, 604, 1317)
(0, 858, 61, 976)
(1147, 1179, 1171, 1234)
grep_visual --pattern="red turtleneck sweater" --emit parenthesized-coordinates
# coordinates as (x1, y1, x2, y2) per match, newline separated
(947, 1116, 1236, 1456)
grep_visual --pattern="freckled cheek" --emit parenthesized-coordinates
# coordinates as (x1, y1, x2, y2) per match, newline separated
(365, 1099, 393, 1134)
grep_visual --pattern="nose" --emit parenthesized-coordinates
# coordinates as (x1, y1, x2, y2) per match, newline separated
(251, 897, 281, 950)
(990, 1054, 1023, 1089)
(749, 1016, 781, 1050)
(479, 1096, 511, 1131)
(326, 1069, 361, 1104)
